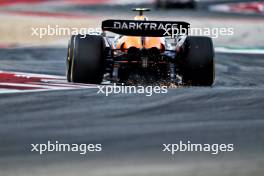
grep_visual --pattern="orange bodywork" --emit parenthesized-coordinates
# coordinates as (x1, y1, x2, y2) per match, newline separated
(115, 15, 165, 51)
(116, 36, 165, 50)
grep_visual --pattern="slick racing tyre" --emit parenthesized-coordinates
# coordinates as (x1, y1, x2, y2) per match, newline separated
(68, 35, 105, 84)
(181, 36, 215, 86)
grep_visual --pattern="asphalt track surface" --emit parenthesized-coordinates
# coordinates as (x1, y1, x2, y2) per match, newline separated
(1, 48, 264, 176)
(0, 9, 264, 176)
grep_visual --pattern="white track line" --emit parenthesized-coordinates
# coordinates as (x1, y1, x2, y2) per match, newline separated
(0, 71, 98, 94)
(215, 47, 264, 54)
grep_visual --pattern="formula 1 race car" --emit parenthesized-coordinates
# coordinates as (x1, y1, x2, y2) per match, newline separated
(67, 8, 214, 86)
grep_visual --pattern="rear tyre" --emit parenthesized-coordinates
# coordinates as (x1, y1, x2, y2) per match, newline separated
(180, 36, 215, 86)
(68, 35, 105, 84)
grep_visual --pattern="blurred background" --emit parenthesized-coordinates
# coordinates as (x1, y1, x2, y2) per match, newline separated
(0, 0, 264, 47)
(0, 0, 264, 176)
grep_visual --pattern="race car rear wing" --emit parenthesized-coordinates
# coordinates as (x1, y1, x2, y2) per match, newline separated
(102, 20, 190, 37)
